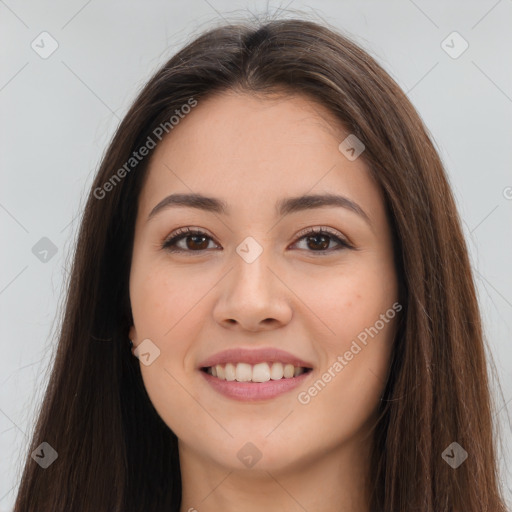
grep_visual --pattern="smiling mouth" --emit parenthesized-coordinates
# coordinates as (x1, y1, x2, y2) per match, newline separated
(200, 362, 313, 383)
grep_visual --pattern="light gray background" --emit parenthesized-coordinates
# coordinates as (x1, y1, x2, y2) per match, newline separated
(1, 1, 511, 509)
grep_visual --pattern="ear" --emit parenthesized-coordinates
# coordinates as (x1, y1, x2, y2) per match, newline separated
(129, 325, 136, 342)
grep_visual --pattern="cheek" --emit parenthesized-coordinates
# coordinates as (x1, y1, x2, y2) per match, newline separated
(289, 259, 397, 343)
(291, 261, 397, 430)
(131, 263, 209, 435)
(130, 262, 198, 399)
(130, 259, 203, 337)
(296, 318, 396, 447)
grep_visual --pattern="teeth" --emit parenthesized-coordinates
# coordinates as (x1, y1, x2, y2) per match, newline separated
(207, 362, 308, 382)
(252, 362, 271, 382)
(235, 362, 252, 382)
(270, 362, 284, 380)
(224, 362, 236, 381)
(283, 364, 294, 378)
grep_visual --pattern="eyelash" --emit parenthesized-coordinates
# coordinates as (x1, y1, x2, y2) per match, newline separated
(161, 226, 353, 255)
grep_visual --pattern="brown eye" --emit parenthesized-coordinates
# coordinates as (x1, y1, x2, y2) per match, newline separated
(162, 226, 351, 255)
(184, 234, 209, 250)
(162, 228, 219, 253)
(292, 227, 352, 254)
(304, 233, 331, 251)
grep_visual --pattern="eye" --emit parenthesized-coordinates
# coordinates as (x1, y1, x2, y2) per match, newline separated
(161, 226, 352, 254)
(290, 226, 352, 254)
(162, 227, 220, 253)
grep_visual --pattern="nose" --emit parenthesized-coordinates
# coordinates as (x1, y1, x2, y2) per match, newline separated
(212, 246, 293, 332)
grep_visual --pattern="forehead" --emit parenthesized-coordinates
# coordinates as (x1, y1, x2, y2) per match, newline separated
(138, 91, 383, 221)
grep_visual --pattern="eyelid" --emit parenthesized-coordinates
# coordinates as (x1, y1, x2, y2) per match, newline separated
(167, 226, 216, 240)
(293, 225, 350, 245)
(162, 226, 221, 250)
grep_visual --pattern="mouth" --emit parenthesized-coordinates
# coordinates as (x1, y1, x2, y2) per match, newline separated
(199, 361, 313, 401)
(198, 348, 314, 401)
(200, 362, 313, 382)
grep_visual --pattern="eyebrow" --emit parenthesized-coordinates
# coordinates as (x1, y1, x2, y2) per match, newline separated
(147, 192, 371, 226)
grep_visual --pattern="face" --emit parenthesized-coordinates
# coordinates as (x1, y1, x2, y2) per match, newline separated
(129, 91, 399, 475)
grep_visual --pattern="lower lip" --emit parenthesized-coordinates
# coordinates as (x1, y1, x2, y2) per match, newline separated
(200, 369, 312, 401)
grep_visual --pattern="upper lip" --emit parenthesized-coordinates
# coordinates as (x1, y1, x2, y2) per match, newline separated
(198, 348, 313, 369)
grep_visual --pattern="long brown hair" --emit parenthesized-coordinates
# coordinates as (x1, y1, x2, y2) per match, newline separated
(13, 15, 508, 512)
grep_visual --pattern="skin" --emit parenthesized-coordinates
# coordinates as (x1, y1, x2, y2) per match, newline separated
(129, 90, 399, 512)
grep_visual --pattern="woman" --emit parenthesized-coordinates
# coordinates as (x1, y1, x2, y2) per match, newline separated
(13, 16, 508, 512)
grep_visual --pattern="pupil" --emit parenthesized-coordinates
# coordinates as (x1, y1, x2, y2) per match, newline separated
(187, 235, 208, 250)
(308, 234, 329, 250)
